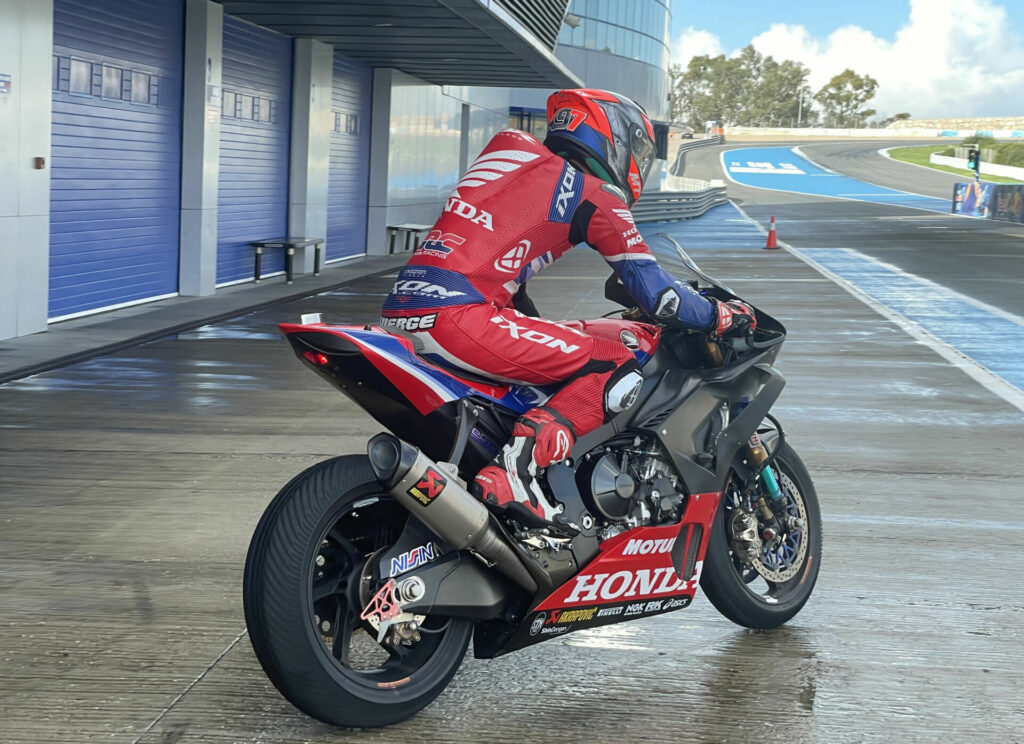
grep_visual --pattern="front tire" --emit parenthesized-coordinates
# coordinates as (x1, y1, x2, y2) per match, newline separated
(700, 439, 821, 629)
(243, 456, 472, 727)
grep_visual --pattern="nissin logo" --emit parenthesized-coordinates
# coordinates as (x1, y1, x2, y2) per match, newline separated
(389, 543, 436, 576)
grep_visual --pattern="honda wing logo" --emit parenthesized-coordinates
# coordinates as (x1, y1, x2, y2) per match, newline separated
(494, 240, 531, 273)
(612, 208, 635, 226)
(452, 149, 539, 198)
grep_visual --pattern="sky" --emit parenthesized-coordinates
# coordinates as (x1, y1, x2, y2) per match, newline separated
(668, 0, 1024, 118)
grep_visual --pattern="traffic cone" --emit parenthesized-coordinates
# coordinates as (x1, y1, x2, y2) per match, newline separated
(765, 216, 779, 250)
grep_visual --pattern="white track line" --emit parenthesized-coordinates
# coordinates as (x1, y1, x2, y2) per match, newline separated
(728, 201, 1024, 414)
(719, 148, 975, 220)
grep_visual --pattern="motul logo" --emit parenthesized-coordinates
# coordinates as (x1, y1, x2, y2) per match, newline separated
(444, 197, 494, 231)
(489, 316, 581, 354)
(494, 240, 531, 273)
(565, 567, 689, 604)
(622, 537, 676, 555)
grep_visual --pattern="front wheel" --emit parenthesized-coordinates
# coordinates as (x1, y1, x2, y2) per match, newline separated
(700, 438, 822, 629)
(243, 455, 472, 728)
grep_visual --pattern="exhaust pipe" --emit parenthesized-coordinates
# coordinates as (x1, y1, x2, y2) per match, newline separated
(367, 434, 537, 594)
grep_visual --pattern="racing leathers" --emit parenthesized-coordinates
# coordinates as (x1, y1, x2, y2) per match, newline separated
(380, 129, 738, 527)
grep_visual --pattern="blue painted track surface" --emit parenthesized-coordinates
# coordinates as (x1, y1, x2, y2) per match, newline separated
(723, 147, 951, 213)
(801, 248, 1024, 394)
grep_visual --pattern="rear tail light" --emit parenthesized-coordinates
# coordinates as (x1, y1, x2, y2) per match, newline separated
(302, 351, 331, 367)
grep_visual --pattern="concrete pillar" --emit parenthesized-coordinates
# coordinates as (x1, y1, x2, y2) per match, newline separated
(365, 68, 394, 256)
(0, 0, 53, 340)
(178, 0, 223, 296)
(288, 39, 333, 273)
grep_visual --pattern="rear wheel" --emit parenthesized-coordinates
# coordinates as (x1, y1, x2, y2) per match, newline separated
(243, 456, 472, 727)
(700, 438, 821, 629)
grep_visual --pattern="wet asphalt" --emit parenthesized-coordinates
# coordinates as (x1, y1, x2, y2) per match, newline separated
(3, 166, 1024, 742)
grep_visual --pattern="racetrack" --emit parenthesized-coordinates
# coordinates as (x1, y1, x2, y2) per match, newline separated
(799, 140, 966, 200)
(681, 141, 1024, 319)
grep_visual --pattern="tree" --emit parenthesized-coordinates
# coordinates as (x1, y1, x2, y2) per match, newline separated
(879, 112, 912, 128)
(814, 69, 879, 128)
(669, 46, 812, 129)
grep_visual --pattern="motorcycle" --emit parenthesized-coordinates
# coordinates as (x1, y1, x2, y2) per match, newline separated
(242, 235, 822, 727)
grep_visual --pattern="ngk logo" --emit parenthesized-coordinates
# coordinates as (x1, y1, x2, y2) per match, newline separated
(564, 566, 694, 604)
(489, 316, 581, 354)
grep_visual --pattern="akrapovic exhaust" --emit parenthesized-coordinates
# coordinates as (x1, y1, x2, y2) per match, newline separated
(367, 433, 537, 593)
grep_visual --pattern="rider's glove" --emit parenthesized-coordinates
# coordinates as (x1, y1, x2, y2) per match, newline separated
(712, 299, 757, 337)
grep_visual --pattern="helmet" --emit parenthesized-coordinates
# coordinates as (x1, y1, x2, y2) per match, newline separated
(544, 89, 656, 206)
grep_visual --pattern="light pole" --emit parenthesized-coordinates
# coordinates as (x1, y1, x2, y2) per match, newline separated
(797, 89, 804, 128)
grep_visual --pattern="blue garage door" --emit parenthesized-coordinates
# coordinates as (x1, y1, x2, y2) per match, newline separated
(327, 53, 372, 261)
(217, 17, 292, 285)
(50, 0, 185, 320)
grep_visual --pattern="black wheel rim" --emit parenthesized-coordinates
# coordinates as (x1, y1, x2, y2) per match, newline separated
(304, 490, 456, 689)
(724, 457, 811, 605)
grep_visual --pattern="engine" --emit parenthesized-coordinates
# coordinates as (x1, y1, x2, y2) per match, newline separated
(576, 436, 687, 539)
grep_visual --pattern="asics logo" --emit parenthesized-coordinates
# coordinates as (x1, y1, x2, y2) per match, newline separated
(555, 166, 577, 218)
(453, 149, 540, 197)
(489, 316, 581, 354)
(494, 240, 531, 273)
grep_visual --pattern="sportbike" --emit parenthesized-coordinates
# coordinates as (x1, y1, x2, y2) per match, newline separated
(243, 235, 822, 727)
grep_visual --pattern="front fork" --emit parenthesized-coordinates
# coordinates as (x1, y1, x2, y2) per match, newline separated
(743, 432, 786, 542)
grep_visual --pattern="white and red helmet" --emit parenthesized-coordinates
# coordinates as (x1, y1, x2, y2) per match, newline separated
(544, 89, 656, 206)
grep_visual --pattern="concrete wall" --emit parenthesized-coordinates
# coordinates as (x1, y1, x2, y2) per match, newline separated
(931, 154, 1024, 181)
(0, 0, 53, 339)
(727, 126, 1024, 139)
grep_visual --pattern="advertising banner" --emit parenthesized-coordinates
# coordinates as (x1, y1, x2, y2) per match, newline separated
(992, 185, 1024, 223)
(953, 182, 994, 218)
(953, 182, 1024, 223)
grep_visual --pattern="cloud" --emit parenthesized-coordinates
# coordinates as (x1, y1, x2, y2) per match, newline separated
(670, 27, 724, 68)
(670, 0, 1024, 118)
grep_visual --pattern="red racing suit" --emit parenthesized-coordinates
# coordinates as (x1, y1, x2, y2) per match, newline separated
(380, 129, 716, 436)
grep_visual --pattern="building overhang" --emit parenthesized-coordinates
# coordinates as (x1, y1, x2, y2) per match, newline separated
(216, 0, 583, 88)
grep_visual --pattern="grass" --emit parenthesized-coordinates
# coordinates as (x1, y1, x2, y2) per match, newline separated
(887, 145, 1023, 184)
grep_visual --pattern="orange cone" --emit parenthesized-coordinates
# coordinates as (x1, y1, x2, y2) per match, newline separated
(765, 216, 779, 250)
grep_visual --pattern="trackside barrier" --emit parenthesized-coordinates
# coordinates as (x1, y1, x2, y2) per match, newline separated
(632, 183, 729, 223)
(952, 182, 1024, 223)
(670, 135, 723, 176)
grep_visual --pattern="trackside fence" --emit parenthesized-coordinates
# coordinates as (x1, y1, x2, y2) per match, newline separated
(636, 136, 728, 222)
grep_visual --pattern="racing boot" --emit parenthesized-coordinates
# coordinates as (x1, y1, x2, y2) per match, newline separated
(473, 407, 575, 529)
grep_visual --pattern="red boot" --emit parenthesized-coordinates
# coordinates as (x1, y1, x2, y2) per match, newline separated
(473, 407, 575, 528)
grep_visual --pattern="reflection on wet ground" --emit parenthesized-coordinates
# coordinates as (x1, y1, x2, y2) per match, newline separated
(1, 209, 1023, 742)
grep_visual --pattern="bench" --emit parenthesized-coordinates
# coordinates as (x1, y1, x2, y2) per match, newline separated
(250, 237, 326, 284)
(387, 223, 432, 254)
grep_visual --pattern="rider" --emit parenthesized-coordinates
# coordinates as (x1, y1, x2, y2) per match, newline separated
(380, 89, 755, 530)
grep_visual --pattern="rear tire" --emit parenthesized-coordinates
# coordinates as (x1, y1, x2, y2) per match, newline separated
(243, 456, 472, 727)
(700, 440, 821, 629)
